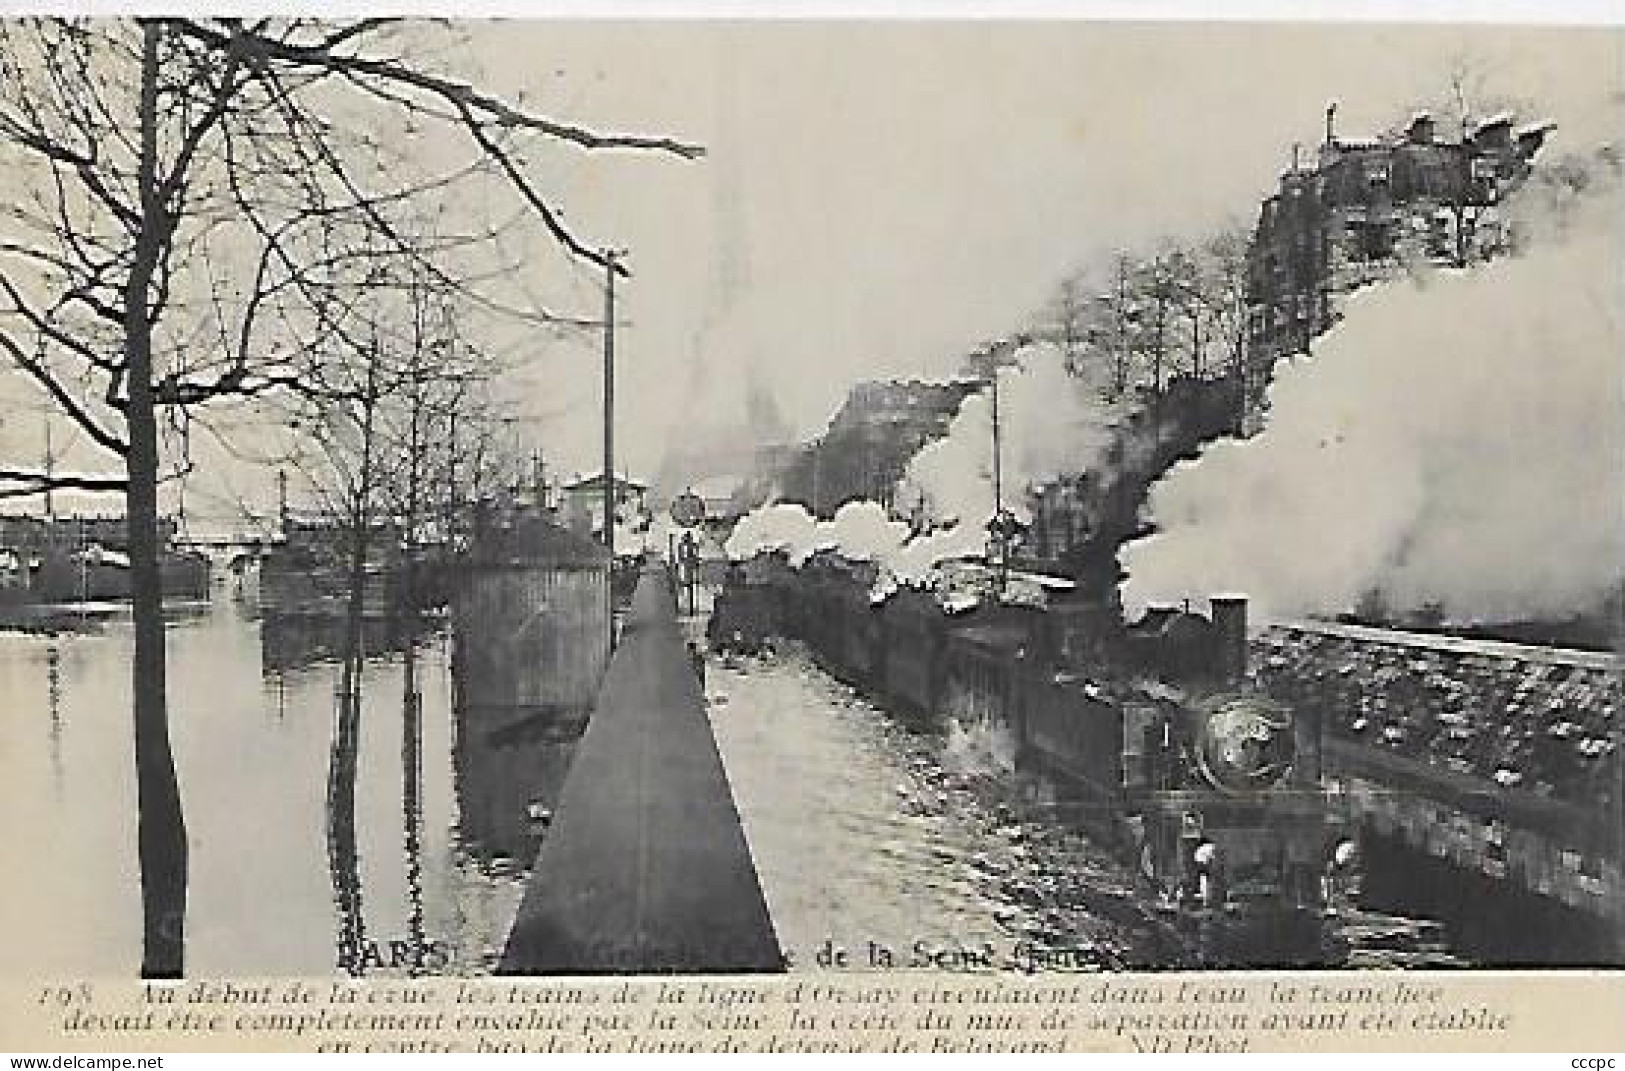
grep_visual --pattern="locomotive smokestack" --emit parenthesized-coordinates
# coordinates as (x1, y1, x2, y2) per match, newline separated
(1210, 595, 1248, 684)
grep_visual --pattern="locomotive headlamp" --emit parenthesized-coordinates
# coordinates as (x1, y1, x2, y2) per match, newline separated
(1194, 694, 1296, 794)
(1331, 839, 1359, 869)
(1191, 840, 1223, 908)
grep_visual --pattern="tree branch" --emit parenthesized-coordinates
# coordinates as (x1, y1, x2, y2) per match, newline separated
(0, 330, 129, 454)
(0, 466, 129, 495)
(165, 19, 705, 158)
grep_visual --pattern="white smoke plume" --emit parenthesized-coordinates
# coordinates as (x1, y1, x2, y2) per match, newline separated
(886, 522, 988, 585)
(888, 340, 1136, 592)
(815, 500, 911, 564)
(899, 340, 1131, 529)
(727, 340, 1136, 601)
(724, 500, 909, 567)
(1121, 178, 1624, 624)
(723, 501, 821, 564)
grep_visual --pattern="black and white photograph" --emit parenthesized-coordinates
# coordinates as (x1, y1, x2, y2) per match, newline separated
(0, 14, 1619, 998)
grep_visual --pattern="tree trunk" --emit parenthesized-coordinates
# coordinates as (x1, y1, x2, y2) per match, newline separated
(400, 617, 424, 971)
(129, 21, 188, 980)
(128, 385, 187, 978)
(340, 348, 381, 711)
(122, 23, 186, 981)
(398, 343, 428, 973)
(328, 443, 374, 974)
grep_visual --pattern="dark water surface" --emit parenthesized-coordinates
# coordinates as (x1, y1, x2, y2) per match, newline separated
(1, 602, 521, 976)
(2, 602, 1473, 976)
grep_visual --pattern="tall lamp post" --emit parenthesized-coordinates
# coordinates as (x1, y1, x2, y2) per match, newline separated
(988, 354, 1009, 595)
(979, 334, 1029, 597)
(602, 247, 627, 651)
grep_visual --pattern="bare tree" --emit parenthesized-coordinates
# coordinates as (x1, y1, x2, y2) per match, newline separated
(1054, 227, 1254, 425)
(1156, 245, 1204, 381)
(1044, 272, 1088, 376)
(281, 271, 411, 976)
(1437, 55, 1538, 267)
(0, 17, 699, 977)
(1197, 225, 1252, 426)
(1067, 251, 1141, 397)
(1130, 247, 1185, 422)
(263, 238, 515, 974)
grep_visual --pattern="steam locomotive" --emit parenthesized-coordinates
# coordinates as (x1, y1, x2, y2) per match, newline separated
(709, 550, 1361, 966)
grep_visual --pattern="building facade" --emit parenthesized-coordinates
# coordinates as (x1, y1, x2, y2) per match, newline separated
(559, 472, 650, 539)
(778, 379, 977, 517)
(1245, 107, 1552, 381)
(0, 513, 179, 553)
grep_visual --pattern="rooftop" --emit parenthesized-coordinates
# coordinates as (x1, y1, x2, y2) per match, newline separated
(563, 471, 648, 492)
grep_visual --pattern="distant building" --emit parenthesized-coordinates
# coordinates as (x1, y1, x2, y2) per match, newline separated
(0, 513, 179, 553)
(560, 472, 650, 538)
(258, 514, 401, 622)
(778, 379, 978, 517)
(0, 547, 26, 591)
(687, 475, 748, 523)
(1246, 105, 1552, 382)
(1020, 109, 1553, 590)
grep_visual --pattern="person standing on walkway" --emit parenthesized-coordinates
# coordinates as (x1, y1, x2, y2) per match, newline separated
(688, 641, 706, 692)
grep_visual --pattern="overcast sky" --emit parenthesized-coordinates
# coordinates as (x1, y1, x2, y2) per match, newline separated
(487, 21, 1621, 469)
(4, 20, 1620, 527)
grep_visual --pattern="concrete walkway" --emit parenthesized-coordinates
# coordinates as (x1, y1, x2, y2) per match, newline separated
(499, 565, 784, 974)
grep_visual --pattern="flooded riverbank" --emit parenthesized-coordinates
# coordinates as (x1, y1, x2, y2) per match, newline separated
(707, 645, 1470, 972)
(707, 646, 1183, 972)
(0, 603, 519, 976)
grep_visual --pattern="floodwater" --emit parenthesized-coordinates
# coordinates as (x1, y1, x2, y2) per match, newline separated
(0, 598, 522, 977)
(706, 646, 1469, 972)
(707, 647, 1184, 972)
(2, 597, 1466, 977)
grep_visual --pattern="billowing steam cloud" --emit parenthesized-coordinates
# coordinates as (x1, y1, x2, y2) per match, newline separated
(1121, 184, 1624, 625)
(724, 500, 908, 568)
(899, 341, 1132, 529)
(723, 502, 821, 564)
(727, 341, 1134, 594)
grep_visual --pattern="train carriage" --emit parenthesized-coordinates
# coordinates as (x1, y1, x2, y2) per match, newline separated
(880, 587, 948, 716)
(707, 580, 779, 656)
(714, 552, 1356, 964)
(942, 622, 1028, 742)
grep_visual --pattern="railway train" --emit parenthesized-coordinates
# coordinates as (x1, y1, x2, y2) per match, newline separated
(708, 549, 1361, 966)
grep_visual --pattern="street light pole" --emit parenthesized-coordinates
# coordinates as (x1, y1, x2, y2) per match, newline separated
(602, 247, 625, 652)
(990, 359, 1002, 530)
(982, 344, 1011, 597)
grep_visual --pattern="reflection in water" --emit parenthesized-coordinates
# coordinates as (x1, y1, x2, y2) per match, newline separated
(401, 645, 428, 976)
(46, 646, 62, 798)
(7, 598, 1515, 975)
(326, 685, 367, 977)
(287, 606, 477, 978)
(450, 703, 584, 872)
(709, 648, 1179, 971)
(262, 615, 389, 674)
(0, 603, 524, 976)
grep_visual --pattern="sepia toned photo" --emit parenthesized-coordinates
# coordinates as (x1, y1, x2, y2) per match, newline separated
(0, 11, 1621, 1054)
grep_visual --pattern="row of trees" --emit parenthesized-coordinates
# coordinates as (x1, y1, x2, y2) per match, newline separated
(260, 240, 553, 975)
(0, 18, 698, 976)
(1025, 66, 1550, 407)
(1035, 226, 1253, 411)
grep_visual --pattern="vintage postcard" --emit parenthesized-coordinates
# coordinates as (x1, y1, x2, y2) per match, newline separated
(0, 11, 1621, 1055)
